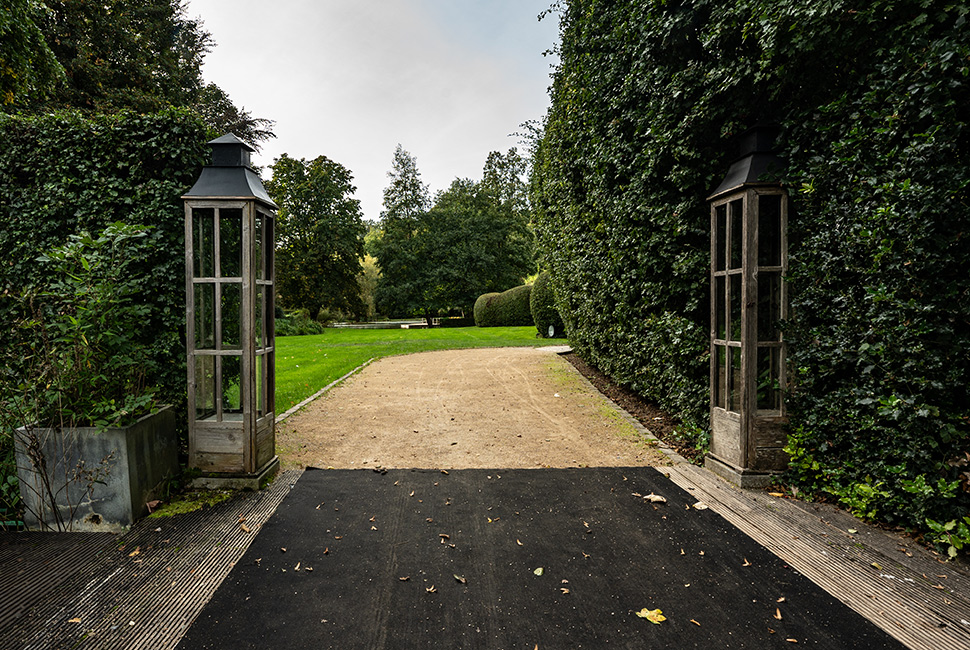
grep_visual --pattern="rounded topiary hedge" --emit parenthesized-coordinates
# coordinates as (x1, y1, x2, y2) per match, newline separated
(530, 271, 564, 338)
(474, 284, 533, 327)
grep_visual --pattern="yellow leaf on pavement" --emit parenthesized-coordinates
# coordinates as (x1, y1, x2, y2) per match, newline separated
(636, 608, 666, 624)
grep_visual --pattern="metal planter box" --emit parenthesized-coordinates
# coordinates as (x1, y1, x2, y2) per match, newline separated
(15, 405, 179, 532)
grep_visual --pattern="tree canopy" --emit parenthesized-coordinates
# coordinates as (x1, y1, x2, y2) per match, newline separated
(1, 0, 274, 148)
(266, 154, 367, 322)
(373, 146, 535, 322)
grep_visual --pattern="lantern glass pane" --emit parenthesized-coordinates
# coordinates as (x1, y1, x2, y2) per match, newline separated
(714, 345, 726, 409)
(193, 209, 215, 277)
(715, 204, 726, 271)
(222, 355, 243, 418)
(715, 275, 726, 339)
(255, 288, 263, 350)
(757, 346, 782, 411)
(729, 274, 742, 341)
(729, 199, 743, 269)
(219, 208, 243, 278)
(256, 353, 264, 417)
(728, 347, 742, 413)
(254, 213, 263, 281)
(758, 194, 782, 267)
(194, 355, 215, 420)
(265, 216, 275, 281)
(221, 283, 241, 349)
(758, 271, 782, 341)
(194, 282, 215, 349)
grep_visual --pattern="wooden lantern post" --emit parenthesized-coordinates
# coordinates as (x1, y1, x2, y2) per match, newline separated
(705, 126, 789, 488)
(183, 134, 279, 488)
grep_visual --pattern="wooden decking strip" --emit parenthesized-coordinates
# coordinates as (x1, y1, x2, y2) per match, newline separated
(3, 469, 300, 650)
(665, 463, 970, 650)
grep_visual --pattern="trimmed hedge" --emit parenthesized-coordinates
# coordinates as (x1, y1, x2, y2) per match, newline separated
(0, 109, 210, 432)
(533, 1, 970, 534)
(530, 271, 564, 338)
(474, 285, 533, 327)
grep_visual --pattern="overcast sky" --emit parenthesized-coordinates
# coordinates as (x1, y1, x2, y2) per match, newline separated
(190, 0, 560, 222)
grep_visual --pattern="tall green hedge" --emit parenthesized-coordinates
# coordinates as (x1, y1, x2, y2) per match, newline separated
(533, 1, 970, 532)
(0, 109, 210, 429)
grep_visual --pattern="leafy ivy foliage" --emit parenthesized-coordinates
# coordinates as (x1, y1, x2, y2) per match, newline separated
(533, 0, 969, 532)
(0, 109, 210, 431)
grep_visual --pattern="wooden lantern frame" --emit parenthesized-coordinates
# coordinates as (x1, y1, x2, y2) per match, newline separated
(183, 135, 278, 485)
(705, 126, 789, 487)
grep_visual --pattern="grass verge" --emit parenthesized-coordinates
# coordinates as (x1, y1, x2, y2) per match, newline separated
(275, 326, 565, 413)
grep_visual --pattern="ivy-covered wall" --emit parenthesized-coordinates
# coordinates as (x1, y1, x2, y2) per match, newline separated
(0, 109, 210, 425)
(532, 1, 969, 531)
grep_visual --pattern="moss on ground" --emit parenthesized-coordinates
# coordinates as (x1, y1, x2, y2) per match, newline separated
(147, 490, 232, 518)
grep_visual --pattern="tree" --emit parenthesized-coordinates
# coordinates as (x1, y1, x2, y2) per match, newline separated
(373, 145, 430, 318)
(0, 0, 65, 107)
(266, 154, 366, 321)
(5, 0, 274, 148)
(373, 145, 535, 323)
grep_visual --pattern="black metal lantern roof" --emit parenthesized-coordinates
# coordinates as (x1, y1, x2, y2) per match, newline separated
(708, 125, 785, 200)
(183, 134, 278, 209)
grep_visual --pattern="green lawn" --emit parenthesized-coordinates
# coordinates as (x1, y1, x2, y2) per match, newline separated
(274, 326, 566, 413)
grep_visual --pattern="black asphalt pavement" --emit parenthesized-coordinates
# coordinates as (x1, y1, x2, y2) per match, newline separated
(176, 467, 906, 650)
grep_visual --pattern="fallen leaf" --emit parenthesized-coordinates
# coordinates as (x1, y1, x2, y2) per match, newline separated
(768, 492, 784, 498)
(517, 539, 524, 546)
(281, 547, 287, 553)
(871, 562, 882, 570)
(534, 567, 544, 576)
(441, 470, 449, 475)
(371, 526, 378, 531)
(692, 502, 709, 510)
(777, 597, 786, 603)
(128, 547, 141, 557)
(698, 551, 705, 556)
(774, 608, 783, 620)
(690, 619, 700, 626)
(334, 536, 342, 540)
(636, 608, 666, 624)
(848, 529, 858, 534)
(323, 547, 329, 555)
(742, 558, 751, 567)
(643, 493, 667, 504)
(786, 639, 798, 643)
(932, 584, 945, 590)
(68, 618, 81, 624)
(454, 574, 467, 584)
(399, 576, 410, 581)
(560, 588, 570, 594)
(680, 549, 685, 555)
(306, 567, 313, 572)
(240, 523, 251, 533)
(426, 585, 436, 593)
(295, 562, 301, 571)
(409, 491, 415, 497)
(369, 516, 376, 522)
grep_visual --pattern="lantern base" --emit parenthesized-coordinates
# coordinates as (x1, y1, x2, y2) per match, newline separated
(190, 455, 280, 491)
(704, 454, 780, 489)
